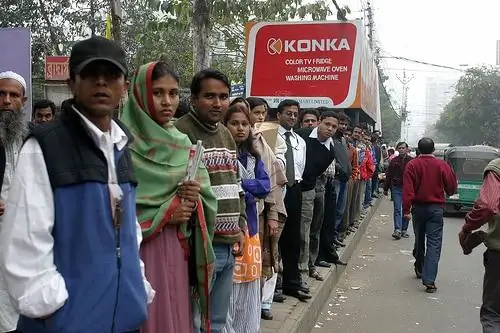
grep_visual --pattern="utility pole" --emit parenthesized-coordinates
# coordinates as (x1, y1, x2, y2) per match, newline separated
(365, 2, 380, 63)
(109, 0, 122, 44)
(396, 69, 415, 142)
(90, 0, 96, 36)
(332, 0, 347, 20)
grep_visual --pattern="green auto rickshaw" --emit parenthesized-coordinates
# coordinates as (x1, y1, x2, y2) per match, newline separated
(444, 145, 500, 213)
(434, 143, 454, 160)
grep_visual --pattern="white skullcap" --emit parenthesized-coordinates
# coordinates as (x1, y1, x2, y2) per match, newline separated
(0, 71, 27, 94)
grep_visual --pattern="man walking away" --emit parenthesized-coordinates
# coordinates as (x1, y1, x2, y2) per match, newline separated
(459, 157, 500, 333)
(0, 70, 31, 333)
(403, 137, 457, 293)
(175, 69, 246, 332)
(0, 36, 154, 333)
(384, 141, 412, 240)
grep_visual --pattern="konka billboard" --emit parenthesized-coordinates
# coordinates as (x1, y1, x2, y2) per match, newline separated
(245, 20, 379, 121)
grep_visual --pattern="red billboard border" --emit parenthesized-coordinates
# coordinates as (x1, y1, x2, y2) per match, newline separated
(245, 20, 364, 110)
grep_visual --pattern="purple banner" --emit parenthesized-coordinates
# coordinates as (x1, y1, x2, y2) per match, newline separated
(0, 28, 32, 121)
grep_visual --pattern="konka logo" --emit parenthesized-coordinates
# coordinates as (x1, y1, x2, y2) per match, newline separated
(267, 38, 283, 55)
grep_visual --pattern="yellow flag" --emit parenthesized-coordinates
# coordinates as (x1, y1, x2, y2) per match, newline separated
(105, 13, 113, 40)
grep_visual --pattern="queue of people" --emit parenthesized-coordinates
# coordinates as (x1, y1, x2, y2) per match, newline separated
(0, 36, 384, 333)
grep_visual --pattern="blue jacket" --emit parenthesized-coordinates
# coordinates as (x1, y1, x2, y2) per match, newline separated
(18, 105, 147, 333)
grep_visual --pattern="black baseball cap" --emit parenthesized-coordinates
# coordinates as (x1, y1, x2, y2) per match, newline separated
(70, 36, 127, 76)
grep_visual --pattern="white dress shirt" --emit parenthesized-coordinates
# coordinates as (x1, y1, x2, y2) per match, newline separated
(0, 138, 24, 332)
(0, 110, 155, 321)
(278, 125, 307, 182)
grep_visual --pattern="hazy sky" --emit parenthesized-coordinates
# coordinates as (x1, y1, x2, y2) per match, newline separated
(317, 0, 500, 143)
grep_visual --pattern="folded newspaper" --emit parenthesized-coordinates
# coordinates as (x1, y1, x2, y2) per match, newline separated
(185, 140, 204, 181)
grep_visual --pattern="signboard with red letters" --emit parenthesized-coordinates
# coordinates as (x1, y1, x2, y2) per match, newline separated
(245, 20, 378, 121)
(45, 56, 70, 81)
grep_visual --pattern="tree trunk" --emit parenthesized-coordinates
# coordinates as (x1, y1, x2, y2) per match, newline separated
(37, 0, 62, 55)
(192, 0, 211, 73)
(110, 0, 122, 44)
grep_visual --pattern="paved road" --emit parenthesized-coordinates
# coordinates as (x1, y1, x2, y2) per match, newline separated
(314, 198, 484, 333)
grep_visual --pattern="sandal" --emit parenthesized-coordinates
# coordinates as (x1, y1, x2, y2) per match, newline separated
(309, 269, 324, 281)
(425, 284, 437, 293)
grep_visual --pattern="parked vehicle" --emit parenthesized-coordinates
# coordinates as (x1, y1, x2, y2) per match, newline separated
(444, 145, 500, 213)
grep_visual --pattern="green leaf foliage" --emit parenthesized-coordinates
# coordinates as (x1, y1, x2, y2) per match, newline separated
(435, 66, 500, 146)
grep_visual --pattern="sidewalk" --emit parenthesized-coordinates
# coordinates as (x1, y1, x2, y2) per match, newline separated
(261, 198, 382, 333)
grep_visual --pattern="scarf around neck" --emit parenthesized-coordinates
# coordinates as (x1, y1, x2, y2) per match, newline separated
(119, 62, 217, 330)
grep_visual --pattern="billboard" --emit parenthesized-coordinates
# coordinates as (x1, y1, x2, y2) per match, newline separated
(245, 20, 379, 121)
(0, 28, 32, 121)
(45, 56, 70, 81)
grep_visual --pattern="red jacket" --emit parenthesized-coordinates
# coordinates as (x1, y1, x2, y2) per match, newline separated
(402, 155, 457, 215)
(360, 149, 375, 181)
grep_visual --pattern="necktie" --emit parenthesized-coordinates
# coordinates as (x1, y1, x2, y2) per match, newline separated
(284, 131, 296, 185)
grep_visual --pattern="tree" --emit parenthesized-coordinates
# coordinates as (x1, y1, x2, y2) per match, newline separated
(378, 68, 401, 144)
(154, 0, 332, 76)
(435, 66, 500, 146)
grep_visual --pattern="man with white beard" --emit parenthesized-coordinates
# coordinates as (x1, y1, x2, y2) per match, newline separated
(0, 70, 29, 332)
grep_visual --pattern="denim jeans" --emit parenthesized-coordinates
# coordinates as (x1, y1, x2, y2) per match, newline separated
(391, 186, 408, 232)
(333, 179, 348, 240)
(371, 174, 380, 196)
(194, 244, 235, 333)
(363, 179, 372, 208)
(412, 204, 444, 285)
(357, 181, 366, 217)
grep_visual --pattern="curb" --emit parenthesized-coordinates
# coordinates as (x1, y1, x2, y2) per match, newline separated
(278, 197, 382, 333)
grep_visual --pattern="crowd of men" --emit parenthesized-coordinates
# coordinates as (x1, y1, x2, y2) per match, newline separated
(8, 35, 500, 333)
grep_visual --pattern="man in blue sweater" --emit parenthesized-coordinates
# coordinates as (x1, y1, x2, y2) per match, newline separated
(0, 36, 154, 332)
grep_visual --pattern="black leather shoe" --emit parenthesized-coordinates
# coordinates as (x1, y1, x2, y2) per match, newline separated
(299, 281, 310, 294)
(333, 239, 346, 247)
(315, 260, 332, 268)
(261, 309, 273, 320)
(273, 292, 286, 303)
(334, 259, 348, 266)
(283, 289, 312, 301)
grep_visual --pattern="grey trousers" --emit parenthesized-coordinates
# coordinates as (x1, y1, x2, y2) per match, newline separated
(298, 189, 315, 275)
(298, 178, 327, 276)
(309, 178, 327, 269)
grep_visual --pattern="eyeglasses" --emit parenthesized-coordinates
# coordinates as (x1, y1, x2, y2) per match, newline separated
(303, 119, 317, 123)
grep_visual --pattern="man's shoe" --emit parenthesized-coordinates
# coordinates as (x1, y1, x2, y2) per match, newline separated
(401, 231, 410, 238)
(333, 239, 346, 247)
(299, 281, 310, 294)
(273, 292, 286, 303)
(261, 309, 273, 320)
(392, 230, 402, 240)
(315, 260, 332, 268)
(283, 289, 312, 301)
(333, 259, 348, 266)
(424, 283, 437, 293)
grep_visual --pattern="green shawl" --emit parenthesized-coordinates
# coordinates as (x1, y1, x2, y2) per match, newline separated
(120, 62, 217, 330)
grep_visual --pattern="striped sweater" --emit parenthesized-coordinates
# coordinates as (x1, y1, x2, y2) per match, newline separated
(175, 111, 247, 245)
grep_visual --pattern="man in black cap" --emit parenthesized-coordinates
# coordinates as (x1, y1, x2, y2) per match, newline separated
(0, 36, 155, 333)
